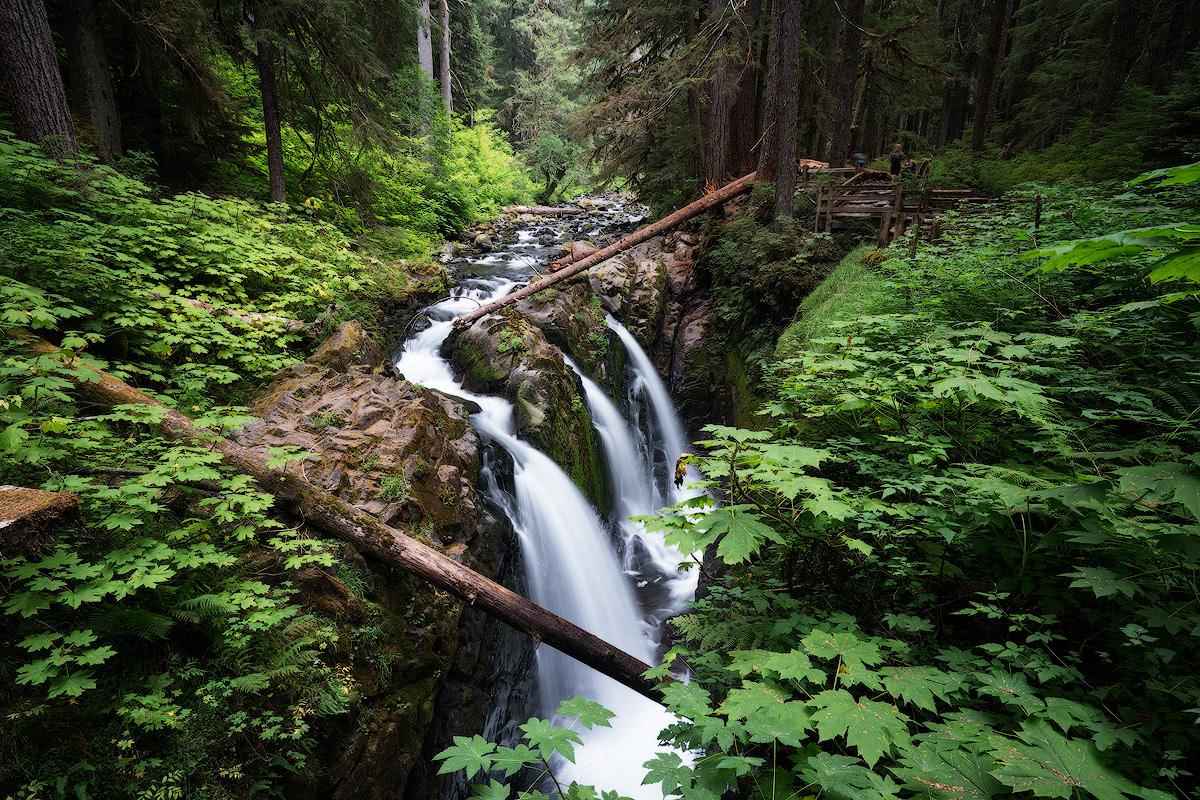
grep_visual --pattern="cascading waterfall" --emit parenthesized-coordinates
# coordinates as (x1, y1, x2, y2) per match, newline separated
(395, 205, 696, 799)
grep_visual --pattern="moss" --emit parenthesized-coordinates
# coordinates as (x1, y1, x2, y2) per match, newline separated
(773, 243, 882, 361)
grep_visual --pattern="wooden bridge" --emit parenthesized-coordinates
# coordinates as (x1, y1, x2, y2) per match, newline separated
(809, 170, 984, 245)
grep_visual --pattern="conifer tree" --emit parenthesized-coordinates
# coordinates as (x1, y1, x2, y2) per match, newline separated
(0, 0, 78, 154)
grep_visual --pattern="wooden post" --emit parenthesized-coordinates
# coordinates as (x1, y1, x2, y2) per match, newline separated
(879, 211, 892, 246)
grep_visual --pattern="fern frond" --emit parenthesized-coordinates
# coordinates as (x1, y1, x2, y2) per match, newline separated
(89, 607, 176, 640)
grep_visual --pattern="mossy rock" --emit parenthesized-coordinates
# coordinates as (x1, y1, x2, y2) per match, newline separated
(445, 312, 612, 515)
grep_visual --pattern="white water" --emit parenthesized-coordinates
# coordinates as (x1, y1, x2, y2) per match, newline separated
(395, 229, 697, 800)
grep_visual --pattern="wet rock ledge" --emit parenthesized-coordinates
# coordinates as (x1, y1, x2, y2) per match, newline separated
(232, 321, 532, 800)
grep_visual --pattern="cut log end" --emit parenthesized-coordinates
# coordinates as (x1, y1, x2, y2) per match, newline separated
(0, 485, 83, 556)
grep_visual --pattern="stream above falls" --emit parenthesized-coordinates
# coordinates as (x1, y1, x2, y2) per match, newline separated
(394, 197, 699, 799)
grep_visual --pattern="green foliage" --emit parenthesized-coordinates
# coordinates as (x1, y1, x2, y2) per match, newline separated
(441, 175, 1199, 800)
(698, 213, 843, 374)
(0, 132, 427, 399)
(0, 134, 388, 797)
(435, 697, 622, 800)
(0, 401, 349, 795)
(380, 473, 411, 502)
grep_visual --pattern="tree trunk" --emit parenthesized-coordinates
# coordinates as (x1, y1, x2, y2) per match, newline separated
(253, 36, 287, 203)
(970, 0, 1014, 151)
(418, 0, 435, 84)
(936, 5, 967, 147)
(728, 0, 763, 178)
(756, 0, 782, 181)
(455, 172, 758, 327)
(438, 0, 452, 116)
(1091, 0, 1138, 127)
(702, 0, 733, 188)
(0, 0, 78, 155)
(24, 335, 664, 703)
(771, 0, 801, 229)
(64, 0, 121, 161)
(684, 0, 703, 180)
(826, 0, 865, 166)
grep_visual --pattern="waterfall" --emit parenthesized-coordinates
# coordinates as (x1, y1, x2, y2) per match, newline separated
(396, 213, 697, 800)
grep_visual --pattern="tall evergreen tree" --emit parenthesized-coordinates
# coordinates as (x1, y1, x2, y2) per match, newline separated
(0, 0, 78, 154)
(61, 0, 120, 161)
(826, 0, 865, 165)
(970, 0, 1013, 150)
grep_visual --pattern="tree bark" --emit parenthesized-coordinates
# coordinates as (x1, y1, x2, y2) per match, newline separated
(24, 335, 663, 702)
(728, 0, 763, 178)
(418, 0, 435, 84)
(771, 0, 801, 229)
(64, 0, 121, 161)
(438, 0, 452, 116)
(1091, 0, 1138, 127)
(703, 0, 733, 189)
(253, 36, 287, 204)
(826, 0, 865, 166)
(455, 172, 758, 327)
(756, 0, 782, 182)
(970, 0, 1014, 151)
(0, 0, 78, 155)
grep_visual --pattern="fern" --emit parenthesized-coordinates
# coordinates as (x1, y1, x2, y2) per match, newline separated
(87, 607, 175, 640)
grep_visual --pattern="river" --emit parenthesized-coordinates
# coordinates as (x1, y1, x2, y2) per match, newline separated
(395, 198, 696, 799)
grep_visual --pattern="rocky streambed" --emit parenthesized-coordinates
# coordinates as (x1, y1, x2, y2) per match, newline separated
(230, 195, 752, 799)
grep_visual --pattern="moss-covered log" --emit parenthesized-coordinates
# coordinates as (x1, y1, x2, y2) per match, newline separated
(25, 336, 662, 702)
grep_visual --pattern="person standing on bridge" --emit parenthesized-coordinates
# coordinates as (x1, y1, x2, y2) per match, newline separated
(888, 143, 905, 179)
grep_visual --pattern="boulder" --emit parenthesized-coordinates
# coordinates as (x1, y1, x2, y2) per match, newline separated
(309, 320, 386, 372)
(444, 309, 611, 515)
(587, 236, 672, 348)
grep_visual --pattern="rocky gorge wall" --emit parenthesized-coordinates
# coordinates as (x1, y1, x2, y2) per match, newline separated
(231, 322, 534, 800)
(229, 206, 753, 800)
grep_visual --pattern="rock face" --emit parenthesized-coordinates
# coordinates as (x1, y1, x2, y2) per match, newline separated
(232, 321, 533, 800)
(587, 236, 671, 348)
(587, 230, 747, 431)
(443, 306, 612, 515)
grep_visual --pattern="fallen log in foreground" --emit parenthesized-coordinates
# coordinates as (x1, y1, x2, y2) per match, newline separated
(455, 172, 757, 328)
(25, 335, 662, 702)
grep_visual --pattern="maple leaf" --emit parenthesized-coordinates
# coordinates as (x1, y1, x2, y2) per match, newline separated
(557, 696, 615, 729)
(727, 648, 827, 685)
(471, 780, 512, 800)
(520, 717, 582, 763)
(692, 505, 784, 564)
(881, 666, 964, 712)
(988, 721, 1169, 800)
(801, 628, 883, 669)
(435, 734, 497, 778)
(810, 689, 910, 767)
(798, 752, 899, 800)
(718, 680, 812, 747)
(894, 740, 1005, 799)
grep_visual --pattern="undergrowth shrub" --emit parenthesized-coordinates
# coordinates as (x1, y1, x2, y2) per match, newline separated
(0, 132, 426, 403)
(436, 171, 1200, 800)
(698, 213, 843, 375)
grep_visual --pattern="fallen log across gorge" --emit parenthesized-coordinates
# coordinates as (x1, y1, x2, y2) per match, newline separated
(22, 334, 664, 703)
(500, 205, 585, 215)
(455, 172, 757, 328)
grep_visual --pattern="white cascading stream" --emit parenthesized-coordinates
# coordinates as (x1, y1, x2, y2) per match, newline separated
(395, 219, 697, 800)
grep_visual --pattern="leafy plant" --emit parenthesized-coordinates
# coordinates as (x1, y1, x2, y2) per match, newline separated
(435, 697, 621, 800)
